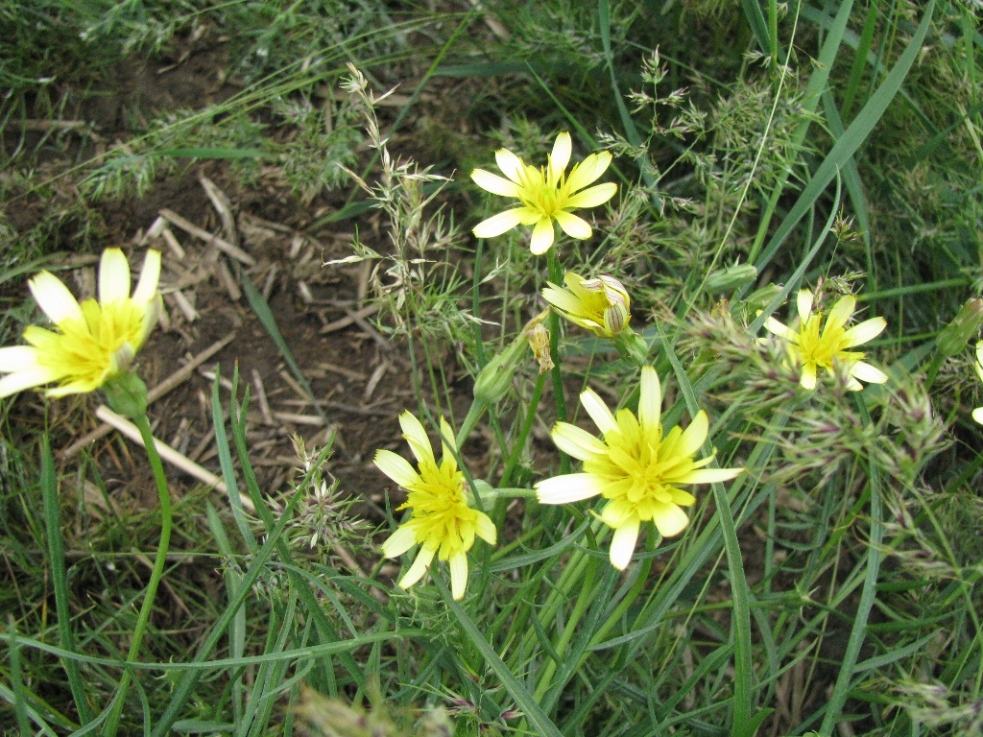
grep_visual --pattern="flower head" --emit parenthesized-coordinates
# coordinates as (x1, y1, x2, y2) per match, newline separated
(764, 289, 888, 391)
(535, 367, 742, 570)
(375, 411, 496, 600)
(542, 271, 631, 338)
(470, 131, 617, 255)
(0, 248, 162, 398)
(973, 341, 983, 425)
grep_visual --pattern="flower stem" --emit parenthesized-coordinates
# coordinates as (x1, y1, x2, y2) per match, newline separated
(103, 411, 173, 737)
(546, 248, 569, 473)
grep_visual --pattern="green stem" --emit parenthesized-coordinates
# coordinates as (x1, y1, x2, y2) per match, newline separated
(546, 249, 569, 473)
(499, 372, 547, 488)
(103, 411, 173, 737)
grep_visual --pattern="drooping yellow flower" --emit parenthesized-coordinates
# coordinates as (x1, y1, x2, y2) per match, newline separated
(0, 248, 162, 398)
(375, 411, 496, 600)
(542, 271, 631, 338)
(470, 131, 617, 255)
(973, 341, 983, 425)
(535, 367, 742, 570)
(764, 289, 887, 391)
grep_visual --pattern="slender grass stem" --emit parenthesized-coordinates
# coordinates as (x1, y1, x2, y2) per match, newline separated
(103, 412, 173, 737)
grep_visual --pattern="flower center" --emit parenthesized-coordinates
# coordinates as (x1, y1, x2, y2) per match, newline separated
(797, 313, 861, 370)
(402, 460, 480, 559)
(585, 420, 695, 523)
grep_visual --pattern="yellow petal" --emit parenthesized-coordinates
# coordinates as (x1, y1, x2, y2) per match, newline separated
(381, 524, 418, 558)
(796, 290, 814, 324)
(652, 503, 690, 537)
(553, 210, 592, 240)
(495, 148, 525, 183)
(551, 422, 607, 460)
(99, 248, 131, 304)
(548, 132, 572, 182)
(842, 317, 886, 347)
(449, 552, 469, 600)
(567, 151, 612, 191)
(475, 512, 497, 545)
(399, 545, 436, 589)
(373, 449, 420, 488)
(529, 218, 555, 255)
(849, 360, 888, 385)
(676, 410, 709, 459)
(609, 517, 640, 570)
(535, 473, 603, 504)
(473, 208, 524, 238)
(564, 182, 617, 209)
(580, 388, 618, 435)
(132, 249, 162, 304)
(638, 366, 662, 430)
(471, 168, 521, 197)
(29, 271, 84, 325)
(399, 411, 435, 465)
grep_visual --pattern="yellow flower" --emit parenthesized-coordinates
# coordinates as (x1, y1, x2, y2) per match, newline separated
(973, 341, 983, 425)
(535, 367, 741, 570)
(764, 289, 888, 391)
(470, 131, 617, 255)
(375, 411, 496, 600)
(0, 248, 162, 398)
(542, 271, 631, 338)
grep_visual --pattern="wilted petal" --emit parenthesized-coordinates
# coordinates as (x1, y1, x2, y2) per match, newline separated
(609, 518, 640, 570)
(471, 168, 521, 198)
(99, 248, 131, 304)
(535, 473, 603, 504)
(553, 211, 592, 240)
(473, 209, 524, 238)
(29, 272, 84, 325)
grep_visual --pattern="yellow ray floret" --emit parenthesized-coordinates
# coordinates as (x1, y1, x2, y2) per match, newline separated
(764, 289, 888, 391)
(0, 248, 162, 398)
(470, 131, 617, 255)
(542, 271, 631, 338)
(535, 366, 742, 570)
(375, 411, 496, 600)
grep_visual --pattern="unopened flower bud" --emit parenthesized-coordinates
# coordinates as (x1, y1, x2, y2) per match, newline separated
(542, 272, 632, 338)
(936, 298, 983, 359)
(706, 263, 758, 294)
(526, 323, 554, 374)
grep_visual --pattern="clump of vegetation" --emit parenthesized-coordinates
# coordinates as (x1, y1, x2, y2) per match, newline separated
(1, 2, 982, 736)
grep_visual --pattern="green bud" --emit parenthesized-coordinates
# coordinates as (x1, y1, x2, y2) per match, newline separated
(706, 263, 758, 294)
(936, 298, 983, 359)
(102, 371, 149, 419)
(744, 283, 784, 313)
(613, 329, 649, 366)
(473, 334, 527, 406)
